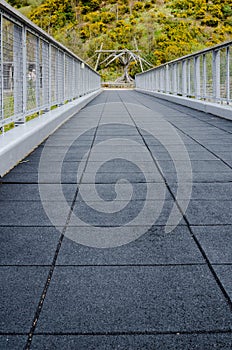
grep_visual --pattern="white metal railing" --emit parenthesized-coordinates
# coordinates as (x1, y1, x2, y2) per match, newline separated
(136, 41, 232, 106)
(0, 0, 101, 133)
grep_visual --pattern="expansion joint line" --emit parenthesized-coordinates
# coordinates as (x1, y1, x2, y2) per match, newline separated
(25, 92, 108, 350)
(129, 91, 232, 312)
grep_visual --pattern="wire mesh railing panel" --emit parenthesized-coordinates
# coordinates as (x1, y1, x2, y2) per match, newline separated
(0, 14, 3, 125)
(0, 1, 100, 132)
(2, 17, 14, 122)
(51, 45, 58, 104)
(187, 59, 194, 97)
(26, 31, 38, 112)
(230, 48, 232, 102)
(65, 55, 72, 100)
(13, 24, 23, 117)
(40, 39, 49, 108)
(205, 51, 213, 100)
(57, 50, 64, 104)
(177, 62, 182, 95)
(136, 41, 232, 106)
(220, 48, 227, 101)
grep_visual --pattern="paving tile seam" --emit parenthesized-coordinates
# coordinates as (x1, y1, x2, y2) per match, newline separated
(0, 333, 28, 336)
(179, 192, 232, 312)
(31, 329, 232, 336)
(1, 329, 232, 336)
(51, 263, 207, 268)
(4, 181, 232, 185)
(190, 224, 232, 226)
(0, 265, 52, 267)
(0, 224, 190, 227)
(24, 93, 109, 350)
(0, 263, 207, 268)
(119, 91, 232, 312)
(3, 198, 232, 203)
(134, 91, 232, 136)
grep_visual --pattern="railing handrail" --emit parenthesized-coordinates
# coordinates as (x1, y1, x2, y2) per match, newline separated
(0, 0, 101, 132)
(0, 0, 98, 75)
(136, 39, 232, 107)
(136, 40, 232, 76)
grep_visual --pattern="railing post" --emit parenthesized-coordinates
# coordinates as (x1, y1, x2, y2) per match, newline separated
(213, 49, 220, 102)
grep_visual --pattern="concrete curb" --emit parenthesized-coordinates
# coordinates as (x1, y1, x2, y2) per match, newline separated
(135, 89, 232, 121)
(0, 89, 102, 177)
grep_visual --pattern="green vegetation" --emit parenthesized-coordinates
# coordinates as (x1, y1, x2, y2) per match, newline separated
(6, 0, 232, 81)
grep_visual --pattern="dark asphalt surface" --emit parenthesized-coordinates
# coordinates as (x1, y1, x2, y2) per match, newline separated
(0, 90, 232, 349)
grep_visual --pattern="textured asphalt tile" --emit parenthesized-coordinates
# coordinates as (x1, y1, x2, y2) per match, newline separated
(0, 183, 77, 201)
(81, 172, 164, 183)
(56, 225, 203, 265)
(165, 172, 232, 183)
(170, 183, 232, 200)
(79, 182, 170, 200)
(192, 226, 232, 264)
(206, 144, 232, 152)
(157, 160, 231, 173)
(30, 333, 232, 350)
(84, 160, 157, 173)
(0, 172, 79, 184)
(36, 265, 232, 333)
(151, 150, 217, 161)
(148, 144, 207, 153)
(0, 201, 70, 226)
(213, 265, 232, 301)
(0, 266, 48, 332)
(0, 226, 60, 265)
(0, 336, 27, 350)
(212, 152, 232, 160)
(5, 161, 82, 173)
(222, 160, 232, 168)
(179, 200, 232, 225)
(71, 200, 182, 226)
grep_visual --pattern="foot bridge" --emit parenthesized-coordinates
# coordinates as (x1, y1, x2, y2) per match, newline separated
(1, 2, 232, 349)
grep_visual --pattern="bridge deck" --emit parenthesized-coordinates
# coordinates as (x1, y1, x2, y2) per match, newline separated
(1, 90, 232, 349)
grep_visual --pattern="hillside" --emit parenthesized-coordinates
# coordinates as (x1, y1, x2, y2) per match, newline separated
(6, 0, 232, 81)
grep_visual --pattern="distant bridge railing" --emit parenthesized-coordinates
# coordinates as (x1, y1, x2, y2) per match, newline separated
(136, 41, 232, 110)
(0, 0, 101, 133)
